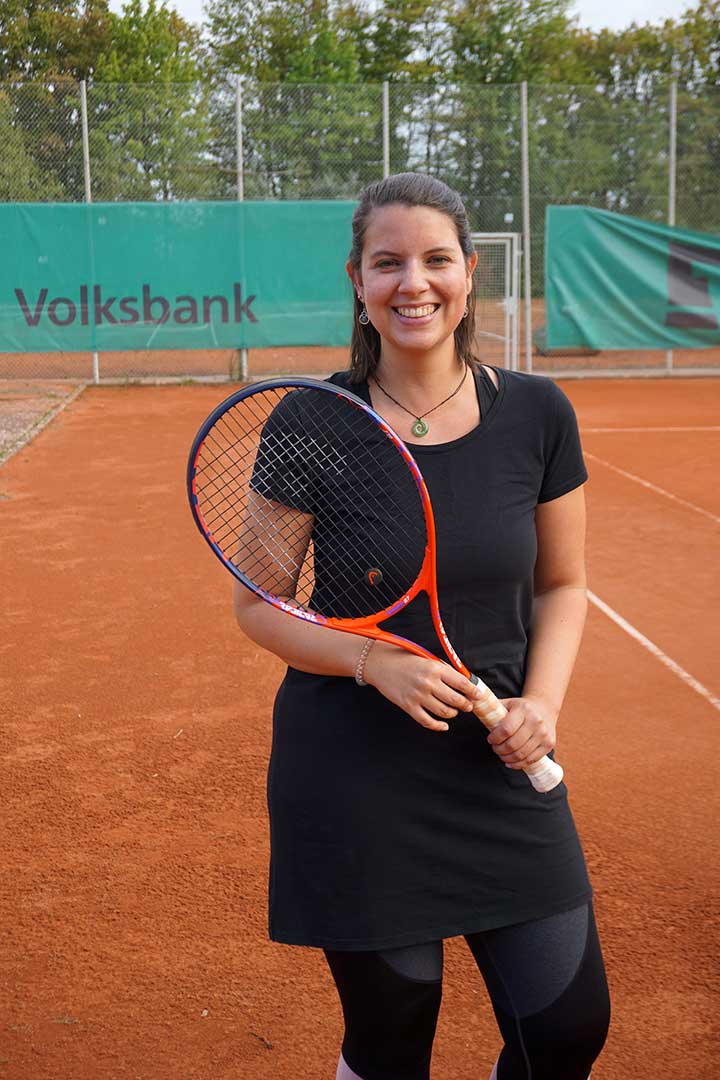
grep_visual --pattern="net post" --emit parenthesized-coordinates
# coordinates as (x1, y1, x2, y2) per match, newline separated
(382, 81, 390, 178)
(236, 75, 248, 381)
(81, 80, 100, 385)
(520, 82, 533, 373)
(666, 77, 678, 372)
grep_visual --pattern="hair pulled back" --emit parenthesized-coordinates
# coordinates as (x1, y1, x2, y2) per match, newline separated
(347, 172, 479, 382)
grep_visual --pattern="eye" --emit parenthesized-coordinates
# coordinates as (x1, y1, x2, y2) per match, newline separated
(428, 255, 451, 264)
(375, 259, 398, 268)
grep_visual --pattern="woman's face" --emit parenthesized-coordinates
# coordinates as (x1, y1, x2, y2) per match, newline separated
(348, 203, 477, 362)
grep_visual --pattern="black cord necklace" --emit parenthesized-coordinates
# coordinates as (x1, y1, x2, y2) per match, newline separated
(372, 363, 469, 438)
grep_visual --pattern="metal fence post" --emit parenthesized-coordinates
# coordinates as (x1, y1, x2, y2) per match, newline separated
(80, 79, 100, 384)
(520, 82, 533, 373)
(236, 74, 248, 380)
(236, 74, 245, 202)
(382, 81, 390, 179)
(666, 78, 678, 372)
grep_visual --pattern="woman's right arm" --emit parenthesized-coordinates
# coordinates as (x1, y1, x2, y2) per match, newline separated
(233, 582, 479, 731)
(233, 580, 367, 678)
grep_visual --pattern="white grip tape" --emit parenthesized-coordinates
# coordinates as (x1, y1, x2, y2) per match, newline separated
(471, 676, 564, 794)
(525, 758, 564, 794)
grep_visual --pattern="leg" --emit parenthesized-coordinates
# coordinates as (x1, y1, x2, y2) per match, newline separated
(465, 901, 610, 1080)
(324, 940, 444, 1080)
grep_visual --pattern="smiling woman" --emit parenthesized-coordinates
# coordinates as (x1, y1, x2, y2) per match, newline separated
(231, 172, 610, 1080)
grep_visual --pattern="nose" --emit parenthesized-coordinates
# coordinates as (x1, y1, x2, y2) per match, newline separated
(397, 257, 430, 296)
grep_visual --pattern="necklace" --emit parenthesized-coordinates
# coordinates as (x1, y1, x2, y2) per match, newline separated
(372, 363, 469, 438)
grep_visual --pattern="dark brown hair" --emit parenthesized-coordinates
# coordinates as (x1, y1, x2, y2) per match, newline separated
(347, 172, 479, 382)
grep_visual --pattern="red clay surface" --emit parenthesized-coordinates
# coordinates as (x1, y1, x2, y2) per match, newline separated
(2, 378, 719, 1079)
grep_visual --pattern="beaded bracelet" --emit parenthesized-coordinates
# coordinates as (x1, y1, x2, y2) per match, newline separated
(354, 638, 375, 686)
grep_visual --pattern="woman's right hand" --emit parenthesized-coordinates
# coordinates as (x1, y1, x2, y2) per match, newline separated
(362, 640, 480, 731)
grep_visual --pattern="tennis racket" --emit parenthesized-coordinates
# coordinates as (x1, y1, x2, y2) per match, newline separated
(187, 377, 563, 794)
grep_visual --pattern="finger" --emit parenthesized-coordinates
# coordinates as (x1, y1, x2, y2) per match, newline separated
(505, 745, 555, 769)
(497, 715, 553, 756)
(492, 726, 539, 755)
(437, 666, 481, 703)
(431, 684, 475, 714)
(486, 709, 526, 744)
(502, 733, 554, 765)
(409, 705, 450, 732)
(491, 727, 535, 759)
(426, 696, 462, 721)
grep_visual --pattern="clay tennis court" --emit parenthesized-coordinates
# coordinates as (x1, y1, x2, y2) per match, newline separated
(2, 373, 718, 1079)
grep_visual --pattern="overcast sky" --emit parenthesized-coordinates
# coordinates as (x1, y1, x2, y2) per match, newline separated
(110, 0, 694, 34)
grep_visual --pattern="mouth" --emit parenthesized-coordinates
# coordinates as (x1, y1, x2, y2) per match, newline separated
(392, 303, 440, 323)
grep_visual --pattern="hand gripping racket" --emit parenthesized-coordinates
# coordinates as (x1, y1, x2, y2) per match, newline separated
(187, 377, 563, 794)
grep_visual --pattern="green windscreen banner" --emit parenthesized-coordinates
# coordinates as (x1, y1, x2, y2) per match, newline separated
(1, 201, 355, 353)
(545, 206, 720, 350)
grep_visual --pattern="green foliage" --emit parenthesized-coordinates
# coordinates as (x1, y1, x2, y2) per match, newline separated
(88, 1, 212, 199)
(94, 0, 202, 83)
(0, 88, 65, 198)
(0, 0, 112, 81)
(206, 0, 360, 81)
(447, 0, 590, 84)
(0, 0, 718, 211)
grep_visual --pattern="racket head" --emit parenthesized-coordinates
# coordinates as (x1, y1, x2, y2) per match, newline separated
(187, 377, 438, 631)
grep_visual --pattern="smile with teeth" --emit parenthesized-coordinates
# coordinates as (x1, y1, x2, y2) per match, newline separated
(393, 304, 440, 318)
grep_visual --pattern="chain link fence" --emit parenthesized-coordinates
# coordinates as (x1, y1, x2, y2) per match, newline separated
(1, 79, 718, 380)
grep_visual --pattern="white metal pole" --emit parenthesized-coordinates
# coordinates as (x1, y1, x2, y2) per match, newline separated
(520, 82, 533, 373)
(382, 81, 390, 179)
(666, 79, 678, 372)
(81, 81, 92, 203)
(236, 75, 248, 380)
(236, 74, 245, 202)
(80, 80, 99, 384)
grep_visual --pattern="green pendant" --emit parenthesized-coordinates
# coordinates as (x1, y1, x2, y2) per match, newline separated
(412, 418, 429, 437)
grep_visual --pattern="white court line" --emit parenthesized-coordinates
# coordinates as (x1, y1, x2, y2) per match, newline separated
(588, 591, 720, 713)
(585, 452, 720, 525)
(583, 426, 720, 433)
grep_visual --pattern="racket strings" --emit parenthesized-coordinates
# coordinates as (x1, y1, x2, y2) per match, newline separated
(227, 391, 425, 611)
(193, 386, 428, 618)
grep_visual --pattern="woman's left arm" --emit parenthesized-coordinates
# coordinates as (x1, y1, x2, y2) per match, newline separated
(487, 485, 588, 770)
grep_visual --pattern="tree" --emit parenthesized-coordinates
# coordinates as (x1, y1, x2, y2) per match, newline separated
(447, 0, 591, 84)
(0, 0, 111, 81)
(0, 87, 65, 198)
(205, 0, 380, 198)
(0, 1, 113, 199)
(206, 0, 360, 82)
(89, 0, 213, 199)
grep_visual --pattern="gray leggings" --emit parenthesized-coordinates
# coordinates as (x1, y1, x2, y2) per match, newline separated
(324, 901, 610, 1080)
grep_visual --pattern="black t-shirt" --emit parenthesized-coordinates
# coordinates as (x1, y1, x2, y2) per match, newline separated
(265, 364, 592, 950)
(325, 364, 587, 697)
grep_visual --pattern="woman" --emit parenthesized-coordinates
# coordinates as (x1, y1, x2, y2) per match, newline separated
(234, 173, 610, 1079)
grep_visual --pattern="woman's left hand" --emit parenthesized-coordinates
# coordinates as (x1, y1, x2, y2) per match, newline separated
(485, 696, 558, 769)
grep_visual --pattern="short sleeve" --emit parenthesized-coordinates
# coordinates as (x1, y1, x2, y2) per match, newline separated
(250, 393, 315, 514)
(537, 383, 587, 504)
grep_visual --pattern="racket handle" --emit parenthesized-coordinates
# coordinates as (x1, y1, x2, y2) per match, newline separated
(470, 678, 564, 794)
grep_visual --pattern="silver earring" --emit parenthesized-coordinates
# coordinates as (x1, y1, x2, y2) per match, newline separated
(359, 307, 370, 325)
(462, 303, 469, 319)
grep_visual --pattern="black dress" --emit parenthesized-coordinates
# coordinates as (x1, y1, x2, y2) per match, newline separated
(266, 365, 592, 950)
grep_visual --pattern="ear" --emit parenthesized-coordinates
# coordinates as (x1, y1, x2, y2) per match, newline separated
(466, 249, 478, 290)
(346, 260, 363, 299)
